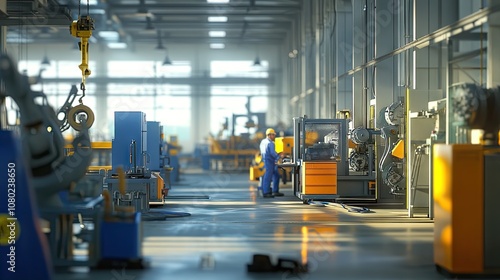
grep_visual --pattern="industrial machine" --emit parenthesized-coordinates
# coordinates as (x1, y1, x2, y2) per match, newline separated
(377, 100, 405, 196)
(406, 90, 444, 218)
(281, 117, 346, 202)
(433, 83, 500, 276)
(282, 116, 391, 203)
(107, 112, 167, 213)
(0, 54, 55, 280)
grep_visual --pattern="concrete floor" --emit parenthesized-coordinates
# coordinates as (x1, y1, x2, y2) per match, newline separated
(54, 170, 452, 280)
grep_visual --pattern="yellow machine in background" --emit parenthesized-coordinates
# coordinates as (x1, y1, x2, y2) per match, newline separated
(249, 152, 265, 181)
(167, 135, 182, 156)
(65, 140, 112, 171)
(275, 136, 293, 183)
(87, 141, 112, 171)
(210, 134, 260, 170)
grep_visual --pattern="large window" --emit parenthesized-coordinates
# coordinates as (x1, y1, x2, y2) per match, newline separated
(19, 60, 97, 78)
(210, 85, 268, 136)
(210, 60, 268, 78)
(209, 60, 269, 137)
(107, 61, 191, 78)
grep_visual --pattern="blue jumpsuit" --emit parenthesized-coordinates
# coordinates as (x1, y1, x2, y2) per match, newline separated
(259, 137, 280, 195)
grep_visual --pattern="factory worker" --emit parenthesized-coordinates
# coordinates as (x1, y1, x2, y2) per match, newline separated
(259, 128, 284, 198)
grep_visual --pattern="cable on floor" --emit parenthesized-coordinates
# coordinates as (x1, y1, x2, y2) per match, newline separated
(306, 200, 372, 213)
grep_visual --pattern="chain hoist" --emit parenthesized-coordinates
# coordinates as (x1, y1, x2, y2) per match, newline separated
(66, 0, 95, 131)
(69, 0, 94, 104)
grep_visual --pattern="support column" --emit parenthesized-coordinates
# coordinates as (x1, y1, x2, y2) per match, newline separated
(352, 0, 366, 127)
(93, 49, 108, 139)
(191, 47, 211, 149)
(488, 1, 500, 88)
(336, 0, 353, 115)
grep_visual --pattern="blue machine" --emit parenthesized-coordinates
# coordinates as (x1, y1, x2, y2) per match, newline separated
(0, 131, 53, 280)
(147, 121, 161, 172)
(112, 111, 148, 175)
(100, 212, 142, 260)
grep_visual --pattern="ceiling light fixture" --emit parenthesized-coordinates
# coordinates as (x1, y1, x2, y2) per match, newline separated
(146, 16, 155, 30)
(253, 46, 261, 66)
(156, 30, 165, 50)
(41, 55, 51, 66)
(162, 48, 172, 66)
(210, 43, 225, 49)
(137, 0, 148, 14)
(162, 53, 172, 65)
(253, 56, 261, 66)
(209, 31, 226, 37)
(207, 0, 230, 3)
(208, 16, 228, 22)
(107, 42, 128, 49)
(98, 30, 120, 40)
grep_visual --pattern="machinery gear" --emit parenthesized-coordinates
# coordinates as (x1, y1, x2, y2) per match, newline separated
(451, 83, 500, 145)
(351, 127, 371, 144)
(349, 150, 368, 172)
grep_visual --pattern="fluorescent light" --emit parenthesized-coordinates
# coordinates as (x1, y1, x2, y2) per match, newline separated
(210, 43, 225, 49)
(98, 31, 120, 40)
(81, 0, 97, 5)
(209, 31, 226, 37)
(207, 0, 229, 3)
(107, 42, 127, 49)
(208, 16, 228, 22)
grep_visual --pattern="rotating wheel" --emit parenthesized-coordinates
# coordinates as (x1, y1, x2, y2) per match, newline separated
(68, 104, 95, 131)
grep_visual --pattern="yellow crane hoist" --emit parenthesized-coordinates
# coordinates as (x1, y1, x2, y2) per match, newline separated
(69, 0, 94, 102)
(65, 0, 95, 131)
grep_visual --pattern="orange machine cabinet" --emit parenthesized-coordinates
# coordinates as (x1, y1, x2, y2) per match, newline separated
(301, 161, 337, 195)
(433, 144, 484, 274)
